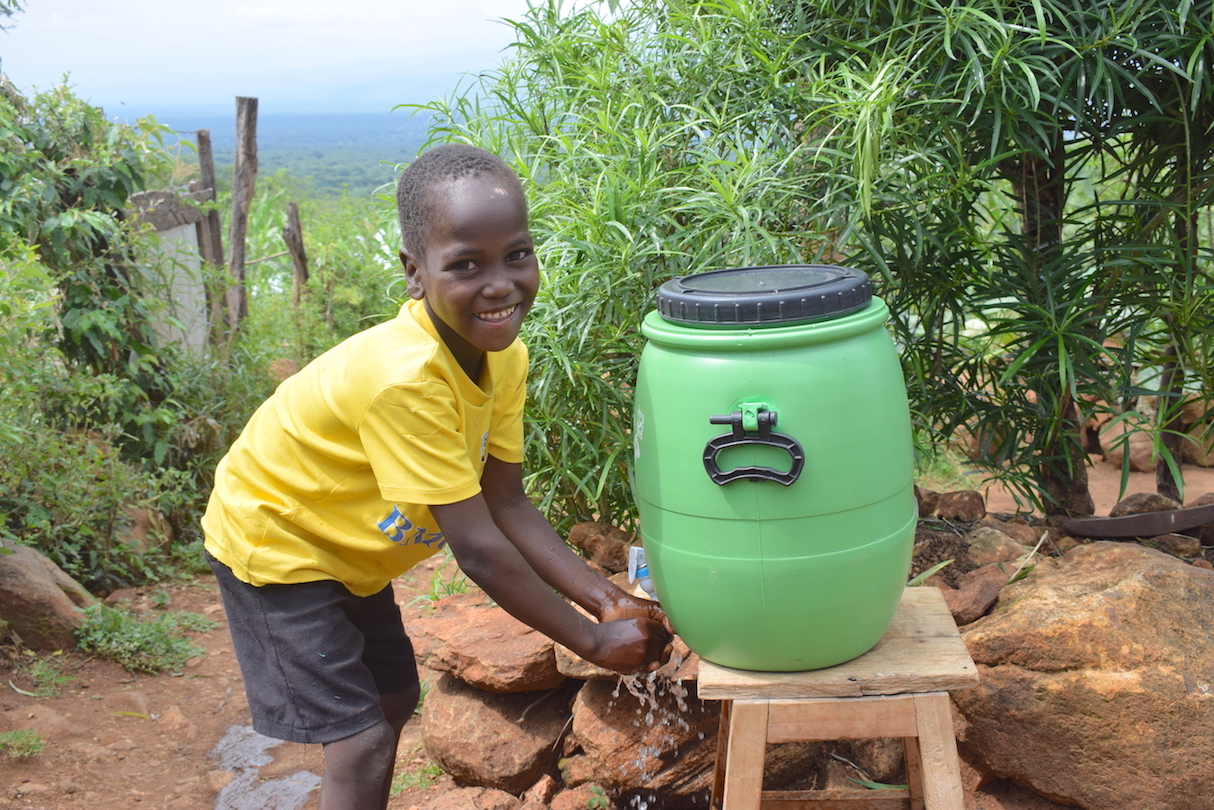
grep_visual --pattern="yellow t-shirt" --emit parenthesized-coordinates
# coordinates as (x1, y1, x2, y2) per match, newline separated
(202, 298, 527, 596)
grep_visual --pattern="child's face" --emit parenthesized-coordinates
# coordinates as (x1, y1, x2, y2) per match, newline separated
(402, 174, 539, 378)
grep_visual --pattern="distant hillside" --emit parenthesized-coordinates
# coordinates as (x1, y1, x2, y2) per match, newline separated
(161, 112, 433, 198)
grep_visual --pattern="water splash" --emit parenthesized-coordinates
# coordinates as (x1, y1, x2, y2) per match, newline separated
(210, 725, 321, 810)
(605, 645, 708, 803)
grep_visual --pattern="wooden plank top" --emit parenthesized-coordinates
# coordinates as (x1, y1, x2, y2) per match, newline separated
(697, 587, 980, 700)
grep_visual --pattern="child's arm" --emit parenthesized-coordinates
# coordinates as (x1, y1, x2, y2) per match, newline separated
(430, 458, 672, 673)
(479, 457, 669, 626)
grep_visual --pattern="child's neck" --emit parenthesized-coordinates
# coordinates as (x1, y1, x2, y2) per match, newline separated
(446, 346, 483, 385)
(423, 301, 485, 384)
(462, 355, 484, 385)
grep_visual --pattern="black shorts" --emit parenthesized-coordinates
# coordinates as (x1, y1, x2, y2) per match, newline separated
(206, 550, 419, 744)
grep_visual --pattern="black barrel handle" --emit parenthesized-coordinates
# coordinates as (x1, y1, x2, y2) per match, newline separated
(703, 408, 805, 486)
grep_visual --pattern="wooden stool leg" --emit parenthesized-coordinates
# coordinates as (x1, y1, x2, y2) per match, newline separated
(913, 693, 965, 810)
(711, 701, 732, 809)
(721, 700, 769, 810)
(903, 735, 926, 810)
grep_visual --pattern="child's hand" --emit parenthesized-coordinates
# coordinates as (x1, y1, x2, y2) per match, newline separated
(591, 588, 675, 673)
(587, 617, 674, 674)
(599, 591, 674, 635)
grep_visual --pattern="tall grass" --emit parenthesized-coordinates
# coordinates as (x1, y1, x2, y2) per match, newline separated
(405, 0, 1214, 518)
(408, 0, 839, 529)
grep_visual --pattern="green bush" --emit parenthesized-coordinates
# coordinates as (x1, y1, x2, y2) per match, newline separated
(76, 603, 217, 674)
(408, 0, 1214, 519)
(0, 256, 212, 590)
(0, 84, 259, 590)
(414, 0, 823, 530)
(0, 422, 205, 592)
(230, 174, 402, 367)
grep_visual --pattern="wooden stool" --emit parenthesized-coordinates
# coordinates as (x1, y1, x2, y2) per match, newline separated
(699, 587, 979, 810)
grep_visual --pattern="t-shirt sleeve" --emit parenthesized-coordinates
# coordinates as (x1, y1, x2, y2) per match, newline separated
(488, 342, 528, 464)
(360, 381, 482, 505)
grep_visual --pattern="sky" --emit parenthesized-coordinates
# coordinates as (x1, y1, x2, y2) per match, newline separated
(0, 0, 536, 118)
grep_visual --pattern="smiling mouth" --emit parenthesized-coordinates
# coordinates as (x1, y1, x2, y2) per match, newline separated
(475, 304, 519, 324)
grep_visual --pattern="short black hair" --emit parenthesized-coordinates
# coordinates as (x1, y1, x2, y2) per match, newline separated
(396, 143, 526, 259)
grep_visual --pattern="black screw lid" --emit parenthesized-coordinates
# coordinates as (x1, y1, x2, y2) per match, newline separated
(655, 265, 872, 326)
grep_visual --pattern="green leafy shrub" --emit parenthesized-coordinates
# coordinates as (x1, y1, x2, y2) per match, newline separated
(0, 415, 204, 592)
(403, 0, 1214, 520)
(0, 85, 243, 589)
(415, 0, 823, 530)
(76, 604, 217, 674)
(228, 173, 401, 368)
(0, 84, 173, 435)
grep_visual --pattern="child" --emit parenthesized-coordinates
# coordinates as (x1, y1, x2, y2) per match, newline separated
(202, 143, 673, 810)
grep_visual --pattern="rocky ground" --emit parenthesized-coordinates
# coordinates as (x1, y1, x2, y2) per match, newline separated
(0, 460, 1211, 810)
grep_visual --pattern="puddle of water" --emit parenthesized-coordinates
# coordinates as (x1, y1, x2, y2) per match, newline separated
(216, 769, 322, 810)
(210, 725, 321, 810)
(210, 725, 278, 771)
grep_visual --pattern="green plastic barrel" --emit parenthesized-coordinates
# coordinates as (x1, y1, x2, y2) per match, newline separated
(632, 265, 915, 671)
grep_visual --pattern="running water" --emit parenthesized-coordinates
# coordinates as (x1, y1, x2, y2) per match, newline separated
(605, 646, 710, 808)
(210, 725, 320, 810)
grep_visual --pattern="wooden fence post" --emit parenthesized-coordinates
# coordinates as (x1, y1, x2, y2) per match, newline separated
(283, 202, 309, 308)
(225, 96, 258, 333)
(195, 129, 228, 345)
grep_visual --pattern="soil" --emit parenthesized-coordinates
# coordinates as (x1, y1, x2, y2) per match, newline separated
(0, 458, 1211, 810)
(0, 555, 455, 810)
(981, 455, 1214, 516)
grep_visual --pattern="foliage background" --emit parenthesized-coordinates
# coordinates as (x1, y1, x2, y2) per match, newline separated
(2, 0, 1213, 600)
(0, 80, 401, 592)
(416, 0, 1214, 522)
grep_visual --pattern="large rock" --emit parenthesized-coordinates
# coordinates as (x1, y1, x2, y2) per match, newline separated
(563, 677, 825, 807)
(562, 676, 721, 807)
(0, 544, 96, 650)
(407, 591, 566, 692)
(934, 490, 987, 523)
(422, 673, 574, 794)
(954, 542, 1214, 808)
(567, 523, 631, 574)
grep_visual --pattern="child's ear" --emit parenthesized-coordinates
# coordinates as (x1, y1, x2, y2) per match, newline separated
(401, 250, 424, 300)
